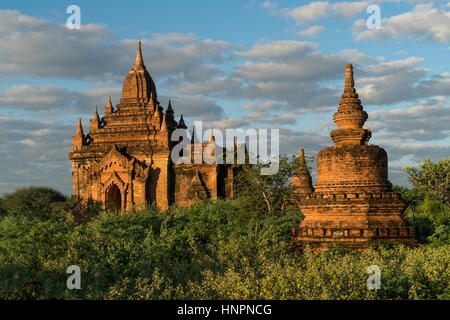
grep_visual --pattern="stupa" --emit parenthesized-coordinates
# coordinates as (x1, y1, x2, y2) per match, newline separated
(291, 64, 418, 251)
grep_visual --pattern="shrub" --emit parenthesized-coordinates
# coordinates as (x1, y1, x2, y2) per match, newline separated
(0, 199, 448, 300)
(1, 186, 66, 217)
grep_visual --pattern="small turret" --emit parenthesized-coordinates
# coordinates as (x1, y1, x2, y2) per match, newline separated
(161, 113, 168, 131)
(177, 114, 187, 129)
(208, 129, 215, 144)
(90, 106, 100, 132)
(72, 118, 86, 152)
(105, 96, 113, 114)
(292, 147, 314, 195)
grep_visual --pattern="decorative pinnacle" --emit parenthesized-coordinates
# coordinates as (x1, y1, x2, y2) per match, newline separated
(299, 147, 305, 159)
(75, 118, 84, 135)
(177, 114, 187, 129)
(106, 96, 113, 112)
(92, 106, 99, 120)
(161, 113, 167, 131)
(231, 136, 236, 150)
(167, 100, 173, 112)
(135, 40, 144, 66)
(191, 126, 196, 143)
(345, 63, 354, 88)
(208, 129, 215, 143)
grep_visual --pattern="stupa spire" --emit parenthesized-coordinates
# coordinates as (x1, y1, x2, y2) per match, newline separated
(167, 100, 174, 112)
(208, 129, 215, 144)
(330, 63, 371, 146)
(292, 147, 314, 195)
(121, 40, 158, 102)
(191, 125, 197, 144)
(75, 118, 84, 136)
(105, 96, 113, 113)
(345, 63, 354, 89)
(161, 113, 167, 131)
(177, 114, 187, 129)
(135, 40, 144, 66)
(72, 118, 86, 152)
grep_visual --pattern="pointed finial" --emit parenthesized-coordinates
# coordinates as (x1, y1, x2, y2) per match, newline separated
(345, 63, 354, 88)
(191, 125, 197, 143)
(167, 100, 173, 112)
(208, 129, 215, 144)
(92, 105, 99, 120)
(299, 147, 305, 158)
(106, 96, 113, 113)
(135, 40, 144, 66)
(161, 113, 167, 131)
(231, 136, 236, 150)
(177, 114, 187, 129)
(75, 118, 84, 135)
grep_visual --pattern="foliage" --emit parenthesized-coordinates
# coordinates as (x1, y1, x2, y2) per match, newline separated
(403, 196, 450, 245)
(404, 157, 450, 205)
(0, 186, 66, 217)
(395, 157, 450, 246)
(233, 154, 309, 216)
(0, 199, 448, 300)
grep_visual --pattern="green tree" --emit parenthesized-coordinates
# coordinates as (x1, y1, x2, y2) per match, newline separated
(234, 155, 308, 216)
(0, 186, 66, 216)
(404, 157, 450, 205)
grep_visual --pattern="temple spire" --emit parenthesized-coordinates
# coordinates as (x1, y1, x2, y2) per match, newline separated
(208, 129, 215, 144)
(191, 125, 199, 144)
(72, 118, 86, 152)
(345, 63, 354, 88)
(177, 114, 187, 129)
(90, 106, 100, 131)
(161, 113, 167, 131)
(292, 147, 314, 195)
(331, 63, 371, 146)
(75, 118, 84, 136)
(106, 96, 113, 113)
(135, 40, 144, 66)
(231, 136, 236, 151)
(167, 100, 173, 112)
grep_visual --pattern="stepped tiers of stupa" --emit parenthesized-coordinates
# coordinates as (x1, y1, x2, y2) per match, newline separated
(291, 64, 418, 251)
(69, 41, 236, 211)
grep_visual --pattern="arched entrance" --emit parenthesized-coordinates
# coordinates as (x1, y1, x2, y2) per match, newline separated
(106, 184, 121, 211)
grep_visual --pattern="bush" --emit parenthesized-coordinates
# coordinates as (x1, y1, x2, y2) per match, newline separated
(0, 199, 448, 300)
(0, 186, 66, 217)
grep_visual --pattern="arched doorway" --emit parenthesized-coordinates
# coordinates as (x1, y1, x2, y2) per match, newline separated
(106, 184, 121, 211)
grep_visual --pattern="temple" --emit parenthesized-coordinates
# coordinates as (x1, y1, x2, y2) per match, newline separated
(68, 41, 236, 211)
(291, 64, 418, 251)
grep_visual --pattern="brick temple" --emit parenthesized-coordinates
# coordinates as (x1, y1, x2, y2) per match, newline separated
(69, 41, 235, 211)
(291, 64, 418, 251)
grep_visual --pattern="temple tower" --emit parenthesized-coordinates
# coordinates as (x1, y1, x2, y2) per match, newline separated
(68, 41, 234, 212)
(291, 64, 418, 252)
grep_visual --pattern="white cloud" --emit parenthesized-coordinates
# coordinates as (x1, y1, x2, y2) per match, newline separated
(297, 26, 325, 37)
(353, 3, 450, 43)
(286, 1, 368, 25)
(0, 10, 233, 81)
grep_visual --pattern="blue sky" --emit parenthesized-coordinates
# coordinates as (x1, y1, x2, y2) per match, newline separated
(0, 0, 448, 195)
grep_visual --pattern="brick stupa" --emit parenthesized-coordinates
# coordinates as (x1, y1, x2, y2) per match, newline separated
(291, 64, 418, 252)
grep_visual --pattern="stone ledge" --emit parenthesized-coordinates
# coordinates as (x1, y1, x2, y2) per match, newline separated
(291, 226, 416, 238)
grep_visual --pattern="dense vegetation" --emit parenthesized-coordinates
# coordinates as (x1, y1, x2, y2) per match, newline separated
(0, 157, 448, 300)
